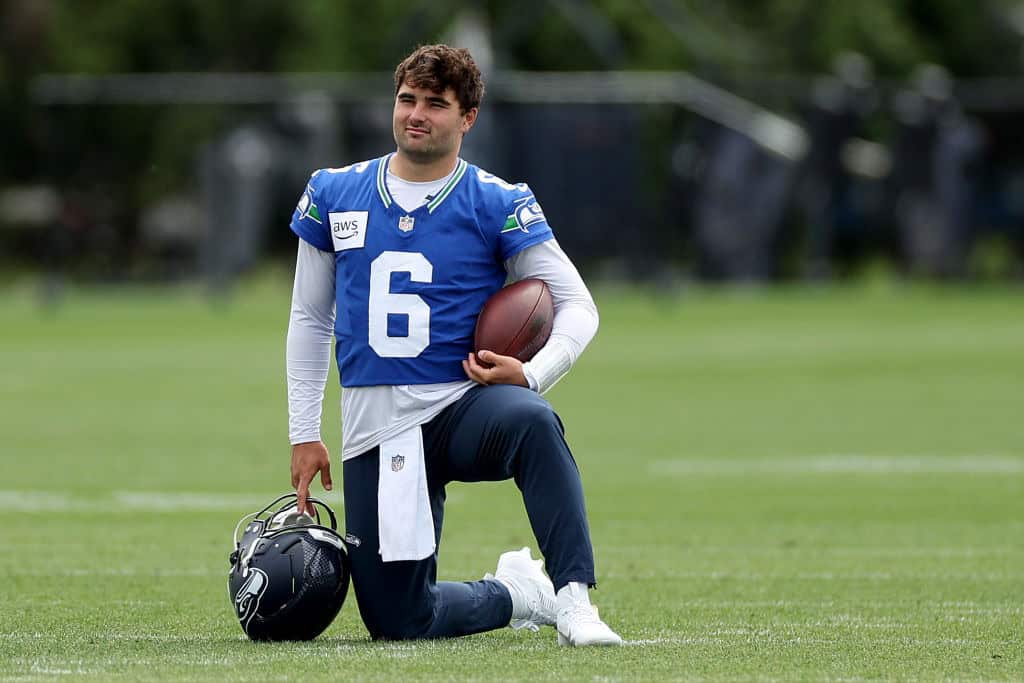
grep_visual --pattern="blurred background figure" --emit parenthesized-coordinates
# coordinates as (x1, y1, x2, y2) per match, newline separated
(796, 52, 878, 280)
(888, 64, 987, 278)
(196, 93, 340, 294)
(689, 126, 797, 282)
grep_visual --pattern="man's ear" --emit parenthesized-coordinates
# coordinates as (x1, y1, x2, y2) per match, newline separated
(461, 107, 478, 134)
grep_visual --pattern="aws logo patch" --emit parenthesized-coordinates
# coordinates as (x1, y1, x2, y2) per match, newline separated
(329, 211, 368, 251)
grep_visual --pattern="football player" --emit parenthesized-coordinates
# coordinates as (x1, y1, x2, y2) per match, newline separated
(287, 44, 621, 646)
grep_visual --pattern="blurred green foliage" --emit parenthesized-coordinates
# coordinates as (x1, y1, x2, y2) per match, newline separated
(717, 0, 1020, 76)
(0, 0, 1022, 252)
(3, 1, 1019, 78)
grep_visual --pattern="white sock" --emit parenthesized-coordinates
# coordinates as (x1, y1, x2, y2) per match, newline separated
(496, 577, 528, 620)
(556, 581, 591, 612)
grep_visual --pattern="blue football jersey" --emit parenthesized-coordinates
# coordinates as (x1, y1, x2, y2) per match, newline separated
(290, 154, 554, 387)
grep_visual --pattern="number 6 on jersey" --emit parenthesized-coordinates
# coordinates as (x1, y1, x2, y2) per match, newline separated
(368, 251, 433, 358)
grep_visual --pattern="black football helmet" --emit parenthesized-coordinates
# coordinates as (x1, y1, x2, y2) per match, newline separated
(228, 493, 350, 641)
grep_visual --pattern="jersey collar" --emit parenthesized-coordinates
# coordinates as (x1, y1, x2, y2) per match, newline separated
(376, 154, 469, 214)
(426, 159, 468, 213)
(376, 154, 394, 209)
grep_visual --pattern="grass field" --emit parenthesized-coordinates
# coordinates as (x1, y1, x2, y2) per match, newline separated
(1, 275, 1022, 681)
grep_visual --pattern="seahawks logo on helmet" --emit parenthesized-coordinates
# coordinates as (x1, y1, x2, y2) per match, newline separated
(233, 568, 269, 635)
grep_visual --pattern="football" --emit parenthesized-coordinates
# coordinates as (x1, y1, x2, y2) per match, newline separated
(474, 278, 554, 364)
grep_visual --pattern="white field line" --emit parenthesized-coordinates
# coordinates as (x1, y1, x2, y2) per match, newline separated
(28, 663, 91, 677)
(603, 569, 1024, 581)
(3, 599, 169, 608)
(662, 599, 1024, 615)
(4, 566, 1022, 580)
(598, 544, 1022, 558)
(2, 632, 1004, 649)
(0, 490, 344, 513)
(650, 453, 1024, 475)
(4, 558, 1021, 579)
(1, 567, 220, 577)
(620, 635, 1001, 647)
(15, 570, 1017, 581)
(0, 662, 96, 680)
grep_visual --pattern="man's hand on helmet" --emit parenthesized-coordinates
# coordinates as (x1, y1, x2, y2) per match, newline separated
(291, 441, 333, 516)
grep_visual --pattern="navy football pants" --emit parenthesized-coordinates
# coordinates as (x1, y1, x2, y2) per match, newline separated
(342, 384, 596, 640)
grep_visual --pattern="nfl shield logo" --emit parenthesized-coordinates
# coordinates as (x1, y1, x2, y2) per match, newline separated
(391, 454, 405, 472)
(398, 215, 415, 232)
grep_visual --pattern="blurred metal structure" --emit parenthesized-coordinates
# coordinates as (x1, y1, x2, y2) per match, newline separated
(23, 67, 1024, 284)
(32, 70, 807, 160)
(30, 69, 809, 285)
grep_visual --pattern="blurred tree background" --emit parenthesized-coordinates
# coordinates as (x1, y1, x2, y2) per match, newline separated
(6, 1, 1017, 78)
(2, 0, 1023, 282)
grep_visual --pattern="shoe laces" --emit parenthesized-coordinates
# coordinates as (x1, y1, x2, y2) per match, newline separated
(525, 586, 558, 624)
(559, 600, 604, 628)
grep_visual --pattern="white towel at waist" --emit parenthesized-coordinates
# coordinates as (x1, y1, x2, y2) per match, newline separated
(377, 426, 435, 562)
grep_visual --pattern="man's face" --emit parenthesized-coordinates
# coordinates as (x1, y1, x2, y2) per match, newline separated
(392, 81, 476, 163)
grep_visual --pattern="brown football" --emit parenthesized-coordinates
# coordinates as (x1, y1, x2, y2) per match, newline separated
(473, 278, 554, 364)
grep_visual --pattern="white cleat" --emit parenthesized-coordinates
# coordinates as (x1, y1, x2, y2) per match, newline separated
(492, 547, 557, 631)
(556, 582, 623, 646)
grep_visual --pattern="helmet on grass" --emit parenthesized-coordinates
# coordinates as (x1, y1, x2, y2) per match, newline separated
(227, 493, 349, 641)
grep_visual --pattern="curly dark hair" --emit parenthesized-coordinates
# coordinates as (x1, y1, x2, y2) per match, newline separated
(393, 44, 485, 113)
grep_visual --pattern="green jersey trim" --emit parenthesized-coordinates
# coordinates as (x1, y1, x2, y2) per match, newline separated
(376, 154, 394, 208)
(426, 159, 468, 213)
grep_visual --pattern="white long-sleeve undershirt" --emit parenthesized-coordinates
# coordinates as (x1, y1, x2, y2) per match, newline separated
(505, 238, 600, 395)
(286, 242, 335, 444)
(286, 238, 599, 459)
